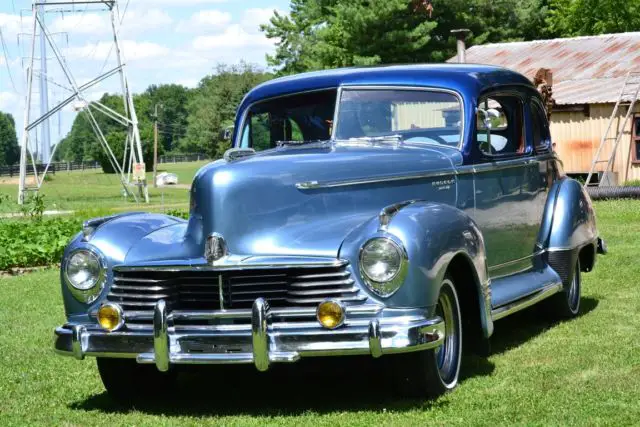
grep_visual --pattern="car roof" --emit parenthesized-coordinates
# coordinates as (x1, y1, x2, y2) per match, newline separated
(239, 64, 534, 108)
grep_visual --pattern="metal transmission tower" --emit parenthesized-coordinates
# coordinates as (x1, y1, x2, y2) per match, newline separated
(38, 2, 51, 163)
(18, 0, 149, 205)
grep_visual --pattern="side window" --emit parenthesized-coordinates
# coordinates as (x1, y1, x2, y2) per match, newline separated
(248, 114, 304, 152)
(632, 115, 640, 164)
(476, 96, 525, 157)
(250, 113, 272, 152)
(531, 100, 551, 152)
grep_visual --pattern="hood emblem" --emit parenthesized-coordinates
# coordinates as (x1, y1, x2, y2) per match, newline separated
(205, 233, 228, 263)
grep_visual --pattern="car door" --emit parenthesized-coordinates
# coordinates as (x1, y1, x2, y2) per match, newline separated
(471, 92, 548, 278)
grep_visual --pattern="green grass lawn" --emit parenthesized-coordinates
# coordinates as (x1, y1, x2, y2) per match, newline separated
(0, 200, 639, 426)
(0, 161, 208, 214)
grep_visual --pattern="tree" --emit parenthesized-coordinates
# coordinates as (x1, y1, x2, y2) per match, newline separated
(546, 0, 640, 36)
(180, 63, 272, 158)
(262, 0, 553, 73)
(144, 84, 191, 153)
(55, 90, 167, 172)
(0, 112, 20, 166)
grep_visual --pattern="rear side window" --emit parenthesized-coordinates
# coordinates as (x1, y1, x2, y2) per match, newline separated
(476, 95, 526, 157)
(531, 100, 551, 152)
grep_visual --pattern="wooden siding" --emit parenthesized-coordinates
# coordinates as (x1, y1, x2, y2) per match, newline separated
(550, 103, 640, 182)
(393, 102, 459, 130)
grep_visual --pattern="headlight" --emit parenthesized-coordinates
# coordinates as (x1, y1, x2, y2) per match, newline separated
(64, 249, 106, 303)
(359, 237, 407, 297)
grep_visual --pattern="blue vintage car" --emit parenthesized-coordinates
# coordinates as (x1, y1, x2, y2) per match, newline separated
(54, 64, 605, 399)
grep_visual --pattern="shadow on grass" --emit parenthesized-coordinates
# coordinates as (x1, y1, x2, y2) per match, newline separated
(489, 296, 599, 355)
(69, 297, 597, 417)
(70, 356, 455, 416)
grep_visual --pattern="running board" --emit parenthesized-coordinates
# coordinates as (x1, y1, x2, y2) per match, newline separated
(491, 282, 563, 321)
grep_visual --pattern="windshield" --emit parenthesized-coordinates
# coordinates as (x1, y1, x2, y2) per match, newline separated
(239, 87, 462, 150)
(335, 89, 462, 147)
(240, 89, 336, 151)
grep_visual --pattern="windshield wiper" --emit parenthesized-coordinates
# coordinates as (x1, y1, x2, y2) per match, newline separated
(276, 139, 328, 147)
(342, 134, 404, 145)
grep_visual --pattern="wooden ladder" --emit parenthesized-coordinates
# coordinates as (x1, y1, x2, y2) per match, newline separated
(585, 71, 640, 187)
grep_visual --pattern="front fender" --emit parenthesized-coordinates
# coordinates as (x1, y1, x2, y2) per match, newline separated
(61, 213, 185, 318)
(339, 202, 493, 337)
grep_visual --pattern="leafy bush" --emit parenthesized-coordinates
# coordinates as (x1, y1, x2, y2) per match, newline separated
(20, 193, 46, 221)
(0, 217, 81, 271)
(166, 209, 189, 220)
(0, 209, 191, 271)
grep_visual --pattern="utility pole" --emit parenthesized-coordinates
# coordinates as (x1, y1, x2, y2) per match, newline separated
(153, 103, 163, 188)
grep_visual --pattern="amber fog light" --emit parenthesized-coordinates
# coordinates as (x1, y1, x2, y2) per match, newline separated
(97, 303, 124, 331)
(316, 300, 345, 329)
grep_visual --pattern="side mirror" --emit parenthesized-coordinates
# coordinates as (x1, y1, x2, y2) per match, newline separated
(477, 108, 501, 155)
(477, 108, 500, 130)
(219, 126, 234, 142)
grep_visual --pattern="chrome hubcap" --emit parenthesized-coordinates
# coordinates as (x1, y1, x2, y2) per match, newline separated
(568, 262, 580, 311)
(434, 280, 461, 385)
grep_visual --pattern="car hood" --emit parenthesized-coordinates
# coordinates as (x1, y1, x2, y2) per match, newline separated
(185, 143, 461, 258)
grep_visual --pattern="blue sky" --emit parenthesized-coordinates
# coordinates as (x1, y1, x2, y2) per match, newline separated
(0, 0, 290, 147)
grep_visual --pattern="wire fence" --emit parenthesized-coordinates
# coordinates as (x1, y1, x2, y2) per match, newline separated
(158, 154, 207, 164)
(0, 154, 208, 177)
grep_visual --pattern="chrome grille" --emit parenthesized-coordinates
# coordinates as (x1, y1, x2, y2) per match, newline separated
(107, 263, 365, 324)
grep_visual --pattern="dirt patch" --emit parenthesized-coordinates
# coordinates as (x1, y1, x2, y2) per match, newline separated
(0, 265, 57, 277)
(0, 176, 38, 185)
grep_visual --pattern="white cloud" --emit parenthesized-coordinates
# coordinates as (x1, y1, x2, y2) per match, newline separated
(176, 10, 232, 33)
(0, 13, 22, 38)
(119, 9, 174, 36)
(50, 13, 110, 35)
(134, 0, 228, 4)
(50, 9, 172, 36)
(0, 91, 20, 112)
(192, 24, 273, 50)
(241, 8, 278, 33)
(65, 40, 170, 61)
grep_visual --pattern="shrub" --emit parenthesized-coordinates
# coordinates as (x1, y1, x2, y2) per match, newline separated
(0, 217, 81, 271)
(166, 209, 189, 220)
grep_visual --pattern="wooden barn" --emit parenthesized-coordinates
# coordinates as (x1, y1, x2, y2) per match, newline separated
(450, 32, 640, 184)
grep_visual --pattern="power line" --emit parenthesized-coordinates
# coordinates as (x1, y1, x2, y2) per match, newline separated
(158, 122, 189, 131)
(0, 25, 19, 93)
(120, 0, 131, 24)
(97, 0, 130, 76)
(157, 130, 186, 138)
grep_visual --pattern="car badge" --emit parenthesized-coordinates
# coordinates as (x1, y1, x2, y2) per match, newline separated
(205, 233, 227, 263)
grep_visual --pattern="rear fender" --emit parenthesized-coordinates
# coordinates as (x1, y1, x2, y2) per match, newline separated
(538, 177, 598, 252)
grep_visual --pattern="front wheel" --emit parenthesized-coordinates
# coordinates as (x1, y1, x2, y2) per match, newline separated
(394, 275, 463, 398)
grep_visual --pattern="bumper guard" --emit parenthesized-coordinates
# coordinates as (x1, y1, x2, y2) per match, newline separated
(55, 298, 445, 372)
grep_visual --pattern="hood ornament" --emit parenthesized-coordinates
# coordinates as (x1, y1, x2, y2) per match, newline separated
(205, 233, 228, 263)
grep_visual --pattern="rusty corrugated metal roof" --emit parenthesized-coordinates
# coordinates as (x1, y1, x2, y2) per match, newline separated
(447, 32, 640, 105)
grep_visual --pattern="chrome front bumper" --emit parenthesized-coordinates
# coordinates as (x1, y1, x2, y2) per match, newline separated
(54, 298, 445, 372)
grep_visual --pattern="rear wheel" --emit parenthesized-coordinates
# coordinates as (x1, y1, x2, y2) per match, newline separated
(394, 276, 463, 398)
(547, 258, 581, 318)
(97, 358, 177, 402)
